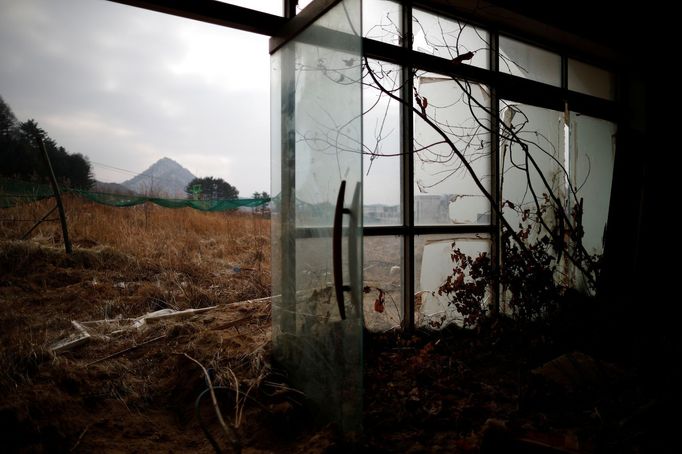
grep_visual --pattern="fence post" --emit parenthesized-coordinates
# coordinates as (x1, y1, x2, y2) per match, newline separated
(37, 136, 72, 254)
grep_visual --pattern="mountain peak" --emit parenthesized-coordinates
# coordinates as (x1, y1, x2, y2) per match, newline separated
(122, 158, 196, 197)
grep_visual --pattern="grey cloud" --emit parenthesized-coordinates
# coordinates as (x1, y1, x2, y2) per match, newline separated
(0, 0, 271, 196)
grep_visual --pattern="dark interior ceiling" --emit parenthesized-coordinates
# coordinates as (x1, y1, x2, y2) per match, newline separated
(486, 0, 633, 51)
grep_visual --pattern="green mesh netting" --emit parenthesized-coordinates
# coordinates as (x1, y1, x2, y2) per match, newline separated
(0, 178, 55, 208)
(0, 178, 269, 211)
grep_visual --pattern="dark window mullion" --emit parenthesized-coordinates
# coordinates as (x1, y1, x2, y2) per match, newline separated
(561, 55, 569, 91)
(364, 224, 493, 237)
(401, 0, 415, 332)
(364, 39, 616, 121)
(489, 30, 501, 316)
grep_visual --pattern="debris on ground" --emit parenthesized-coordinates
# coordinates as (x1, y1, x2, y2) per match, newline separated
(50, 306, 218, 353)
(0, 238, 675, 453)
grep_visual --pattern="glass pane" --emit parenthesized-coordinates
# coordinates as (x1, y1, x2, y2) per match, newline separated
(363, 0, 402, 46)
(415, 234, 491, 329)
(569, 112, 616, 255)
(568, 59, 615, 100)
(364, 235, 402, 331)
(412, 9, 490, 69)
(499, 36, 560, 86)
(499, 100, 565, 232)
(413, 73, 491, 225)
(363, 59, 401, 226)
(499, 101, 563, 309)
(271, 0, 362, 437)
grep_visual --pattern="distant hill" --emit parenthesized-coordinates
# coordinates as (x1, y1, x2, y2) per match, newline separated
(121, 157, 195, 197)
(93, 181, 134, 195)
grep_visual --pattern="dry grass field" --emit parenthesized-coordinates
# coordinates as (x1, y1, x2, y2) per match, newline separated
(0, 196, 664, 453)
(0, 196, 320, 452)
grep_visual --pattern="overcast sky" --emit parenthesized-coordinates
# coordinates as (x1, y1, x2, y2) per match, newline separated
(0, 0, 275, 197)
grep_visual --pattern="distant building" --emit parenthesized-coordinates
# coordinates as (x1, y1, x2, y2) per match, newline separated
(364, 196, 490, 225)
(414, 194, 450, 224)
(364, 204, 400, 224)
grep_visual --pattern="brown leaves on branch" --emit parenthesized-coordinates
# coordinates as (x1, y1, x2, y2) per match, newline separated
(413, 87, 428, 116)
(364, 286, 386, 313)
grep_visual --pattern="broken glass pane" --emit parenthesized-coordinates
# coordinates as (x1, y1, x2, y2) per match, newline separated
(363, 59, 401, 226)
(364, 235, 403, 331)
(498, 101, 616, 300)
(569, 112, 616, 255)
(499, 36, 560, 86)
(412, 9, 489, 69)
(415, 234, 491, 329)
(363, 0, 402, 46)
(413, 73, 491, 225)
(568, 59, 615, 100)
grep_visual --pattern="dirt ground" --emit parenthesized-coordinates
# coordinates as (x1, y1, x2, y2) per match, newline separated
(0, 236, 678, 453)
(0, 239, 302, 453)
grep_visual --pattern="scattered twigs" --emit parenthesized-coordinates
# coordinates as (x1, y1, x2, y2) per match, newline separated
(237, 381, 256, 428)
(226, 366, 241, 427)
(182, 353, 241, 454)
(69, 423, 91, 452)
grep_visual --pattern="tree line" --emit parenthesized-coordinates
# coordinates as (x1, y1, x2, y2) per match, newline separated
(0, 95, 94, 189)
(184, 176, 239, 200)
(184, 176, 269, 202)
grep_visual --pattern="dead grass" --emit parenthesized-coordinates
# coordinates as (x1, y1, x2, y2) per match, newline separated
(0, 195, 271, 297)
(0, 197, 292, 452)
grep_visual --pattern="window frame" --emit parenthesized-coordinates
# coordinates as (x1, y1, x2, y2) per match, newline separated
(105, 0, 619, 331)
(362, 1, 617, 330)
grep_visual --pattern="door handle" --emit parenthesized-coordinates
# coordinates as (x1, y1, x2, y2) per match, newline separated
(333, 180, 351, 320)
(348, 182, 361, 314)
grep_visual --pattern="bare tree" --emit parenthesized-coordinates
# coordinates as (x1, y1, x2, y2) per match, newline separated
(359, 18, 606, 325)
(293, 14, 609, 326)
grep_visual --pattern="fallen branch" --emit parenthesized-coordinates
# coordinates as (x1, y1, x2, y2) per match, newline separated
(85, 334, 166, 367)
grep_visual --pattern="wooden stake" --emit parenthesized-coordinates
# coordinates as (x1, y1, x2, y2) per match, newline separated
(36, 136, 72, 254)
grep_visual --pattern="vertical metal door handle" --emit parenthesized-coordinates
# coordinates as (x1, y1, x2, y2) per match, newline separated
(348, 182, 361, 314)
(333, 180, 348, 320)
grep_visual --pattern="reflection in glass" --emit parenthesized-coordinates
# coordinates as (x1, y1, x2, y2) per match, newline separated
(415, 234, 491, 329)
(412, 9, 489, 69)
(499, 36, 560, 86)
(414, 73, 491, 225)
(364, 236, 402, 331)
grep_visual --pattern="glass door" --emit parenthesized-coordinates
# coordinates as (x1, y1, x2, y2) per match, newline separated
(270, 0, 363, 437)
